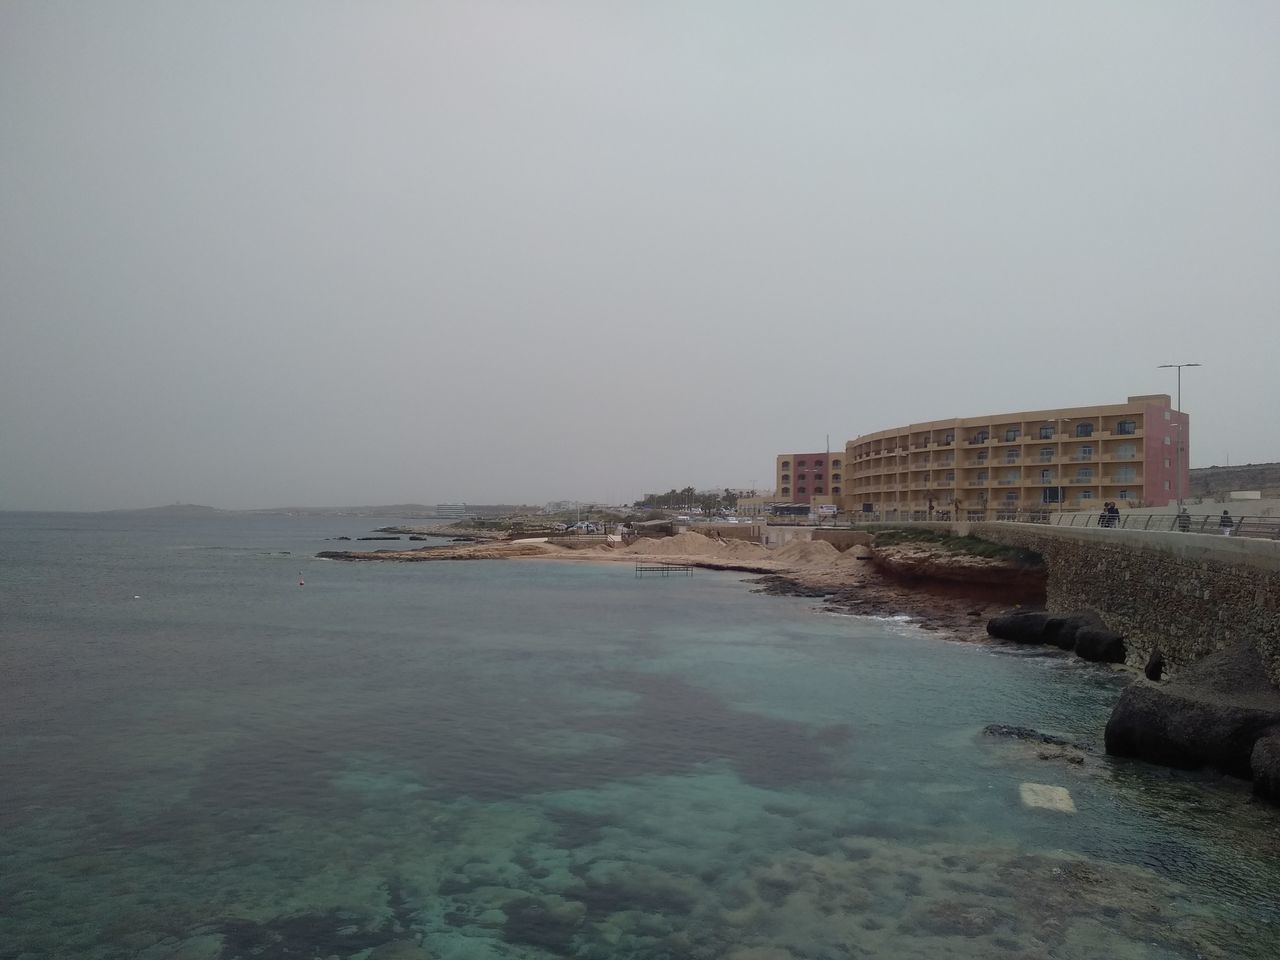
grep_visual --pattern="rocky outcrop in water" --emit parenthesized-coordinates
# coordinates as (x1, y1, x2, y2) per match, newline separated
(868, 543, 1046, 594)
(986, 610, 1127, 664)
(1105, 642, 1280, 804)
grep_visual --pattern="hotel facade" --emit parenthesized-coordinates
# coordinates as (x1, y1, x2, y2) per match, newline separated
(775, 451, 843, 505)
(840, 395, 1189, 520)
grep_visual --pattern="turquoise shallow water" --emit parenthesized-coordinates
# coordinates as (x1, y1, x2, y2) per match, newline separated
(2, 512, 1279, 960)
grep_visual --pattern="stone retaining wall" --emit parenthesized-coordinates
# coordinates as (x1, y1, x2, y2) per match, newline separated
(960, 523, 1280, 685)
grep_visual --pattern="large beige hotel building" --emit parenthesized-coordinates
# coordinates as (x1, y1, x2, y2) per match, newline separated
(777, 395, 1189, 520)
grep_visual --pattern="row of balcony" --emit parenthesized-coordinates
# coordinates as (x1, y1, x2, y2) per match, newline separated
(852, 476, 1140, 491)
(853, 430, 1143, 459)
(850, 452, 1141, 476)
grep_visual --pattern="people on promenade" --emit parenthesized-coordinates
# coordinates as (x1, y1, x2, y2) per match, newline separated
(1175, 508, 1191, 532)
(1219, 510, 1234, 535)
(1108, 501, 1121, 526)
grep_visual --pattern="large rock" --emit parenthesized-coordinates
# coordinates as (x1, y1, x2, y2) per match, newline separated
(1074, 627, 1127, 664)
(1105, 642, 1280, 796)
(1251, 734, 1280, 804)
(986, 611, 1052, 644)
(986, 610, 1123, 663)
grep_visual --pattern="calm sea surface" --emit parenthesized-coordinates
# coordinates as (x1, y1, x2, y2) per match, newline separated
(1, 512, 1278, 960)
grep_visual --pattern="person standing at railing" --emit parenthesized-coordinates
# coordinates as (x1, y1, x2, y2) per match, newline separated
(1219, 510, 1234, 535)
(1107, 501, 1121, 526)
(1099, 502, 1112, 527)
(1175, 508, 1191, 532)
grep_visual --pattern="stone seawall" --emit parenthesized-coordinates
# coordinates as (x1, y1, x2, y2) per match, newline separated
(959, 523, 1280, 686)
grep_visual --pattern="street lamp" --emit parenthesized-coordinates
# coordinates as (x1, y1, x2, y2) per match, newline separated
(1157, 363, 1201, 507)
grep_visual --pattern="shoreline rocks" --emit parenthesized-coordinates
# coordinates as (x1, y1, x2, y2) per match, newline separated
(1104, 642, 1280, 804)
(986, 610, 1127, 664)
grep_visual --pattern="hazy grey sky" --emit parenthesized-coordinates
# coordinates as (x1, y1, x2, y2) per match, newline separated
(3, 2, 1277, 510)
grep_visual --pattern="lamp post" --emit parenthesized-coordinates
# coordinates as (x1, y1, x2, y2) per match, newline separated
(1157, 363, 1201, 507)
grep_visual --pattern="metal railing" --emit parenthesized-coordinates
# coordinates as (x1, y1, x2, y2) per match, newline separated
(847, 510, 1279, 538)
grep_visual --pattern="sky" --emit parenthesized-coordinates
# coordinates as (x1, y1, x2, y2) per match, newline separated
(2, 1, 1277, 510)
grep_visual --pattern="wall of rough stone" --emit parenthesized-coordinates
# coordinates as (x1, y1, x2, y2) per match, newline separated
(958, 523, 1280, 685)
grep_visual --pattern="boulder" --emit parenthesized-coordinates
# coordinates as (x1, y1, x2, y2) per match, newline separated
(1043, 611, 1105, 651)
(1252, 734, 1280, 805)
(986, 611, 1052, 644)
(1074, 627, 1126, 664)
(1105, 643, 1280, 796)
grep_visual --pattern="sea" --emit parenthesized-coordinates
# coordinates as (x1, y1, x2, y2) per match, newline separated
(1, 510, 1278, 960)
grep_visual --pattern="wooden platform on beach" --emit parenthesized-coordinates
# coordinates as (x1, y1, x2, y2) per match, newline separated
(635, 561, 693, 577)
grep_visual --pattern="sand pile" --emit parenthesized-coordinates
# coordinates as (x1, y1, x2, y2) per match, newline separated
(623, 532, 720, 556)
(773, 539, 843, 565)
(717, 539, 771, 562)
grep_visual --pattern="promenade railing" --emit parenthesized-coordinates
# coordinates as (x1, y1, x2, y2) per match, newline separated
(827, 510, 1280, 539)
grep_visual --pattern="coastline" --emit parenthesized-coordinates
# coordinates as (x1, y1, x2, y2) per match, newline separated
(317, 531, 1031, 644)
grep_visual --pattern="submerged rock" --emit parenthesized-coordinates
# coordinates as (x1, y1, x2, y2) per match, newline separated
(981, 724, 1071, 746)
(1105, 642, 1280, 801)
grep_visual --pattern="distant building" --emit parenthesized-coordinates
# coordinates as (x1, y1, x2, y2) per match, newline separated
(435, 503, 469, 518)
(775, 452, 843, 505)
(842, 394, 1188, 519)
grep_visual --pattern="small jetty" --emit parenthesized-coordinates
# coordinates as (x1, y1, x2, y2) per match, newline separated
(635, 561, 693, 578)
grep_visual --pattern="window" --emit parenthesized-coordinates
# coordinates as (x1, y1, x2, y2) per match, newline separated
(832, 473, 841, 481)
(1077, 446, 1093, 459)
(1119, 489, 1131, 499)
(796, 459, 806, 466)
(781, 487, 790, 496)
(1040, 469, 1053, 481)
(1076, 423, 1093, 437)
(798, 486, 807, 494)
(814, 487, 823, 494)
(1076, 468, 1093, 480)
(1116, 467, 1136, 481)
(1005, 491, 1018, 501)
(1040, 447, 1054, 461)
(781, 461, 790, 469)
(976, 471, 988, 481)
(831, 459, 841, 468)
(1040, 425, 1055, 439)
(1005, 429, 1019, 442)
(1164, 458, 1170, 469)
(832, 486, 841, 495)
(781, 474, 790, 482)
(1164, 435, 1171, 445)
(1117, 419, 1137, 435)
(1164, 410, 1171, 420)
(1080, 490, 1094, 500)
(1164, 481, 1171, 491)
(943, 432, 954, 444)
(972, 430, 989, 443)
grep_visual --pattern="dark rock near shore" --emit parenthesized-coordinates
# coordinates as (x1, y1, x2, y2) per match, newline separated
(358, 536, 402, 541)
(747, 575, 838, 599)
(1252, 734, 1280, 804)
(1074, 627, 1127, 664)
(987, 610, 1125, 663)
(986, 611, 1052, 644)
(1105, 642, 1280, 800)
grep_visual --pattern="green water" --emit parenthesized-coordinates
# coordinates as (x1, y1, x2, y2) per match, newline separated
(1, 512, 1277, 959)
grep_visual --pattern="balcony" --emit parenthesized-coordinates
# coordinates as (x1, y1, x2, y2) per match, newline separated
(997, 479, 1020, 486)
(1001, 456, 1020, 464)
(936, 456, 955, 466)
(1070, 454, 1096, 462)
(1102, 452, 1140, 461)
(965, 480, 988, 487)
(935, 480, 954, 488)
